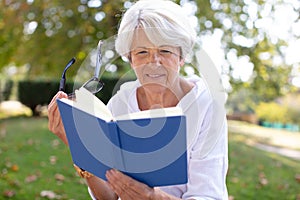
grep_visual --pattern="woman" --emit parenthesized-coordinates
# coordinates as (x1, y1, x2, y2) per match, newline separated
(48, 0, 228, 199)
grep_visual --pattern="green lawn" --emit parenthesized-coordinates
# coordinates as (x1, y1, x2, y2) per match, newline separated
(0, 117, 90, 199)
(227, 133, 300, 199)
(0, 117, 299, 199)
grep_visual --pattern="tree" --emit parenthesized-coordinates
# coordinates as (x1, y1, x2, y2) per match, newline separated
(0, 0, 299, 103)
(0, 0, 129, 78)
(194, 0, 299, 102)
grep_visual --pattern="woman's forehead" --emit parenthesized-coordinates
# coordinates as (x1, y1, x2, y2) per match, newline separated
(130, 28, 175, 50)
(131, 29, 154, 48)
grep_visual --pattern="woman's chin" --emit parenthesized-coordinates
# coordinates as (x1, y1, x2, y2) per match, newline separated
(141, 83, 168, 93)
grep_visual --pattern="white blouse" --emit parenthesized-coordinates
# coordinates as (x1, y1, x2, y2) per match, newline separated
(89, 77, 228, 200)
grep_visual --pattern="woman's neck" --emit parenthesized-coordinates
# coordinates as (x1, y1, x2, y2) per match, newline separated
(137, 78, 194, 110)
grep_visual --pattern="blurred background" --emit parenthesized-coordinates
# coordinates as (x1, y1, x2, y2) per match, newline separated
(0, 0, 299, 199)
(1, 0, 300, 127)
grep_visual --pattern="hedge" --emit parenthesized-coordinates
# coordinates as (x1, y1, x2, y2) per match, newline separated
(0, 79, 13, 102)
(18, 77, 136, 115)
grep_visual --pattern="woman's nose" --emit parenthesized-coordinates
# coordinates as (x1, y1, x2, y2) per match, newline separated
(148, 50, 161, 63)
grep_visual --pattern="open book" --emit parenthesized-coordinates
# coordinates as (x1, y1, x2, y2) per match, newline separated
(56, 87, 187, 187)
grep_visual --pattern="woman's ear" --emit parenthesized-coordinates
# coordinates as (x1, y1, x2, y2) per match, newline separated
(179, 58, 185, 67)
(128, 54, 132, 64)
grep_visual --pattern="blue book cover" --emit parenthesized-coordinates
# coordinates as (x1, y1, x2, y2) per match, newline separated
(56, 89, 187, 187)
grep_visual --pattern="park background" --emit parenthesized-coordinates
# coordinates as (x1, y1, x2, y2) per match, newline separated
(0, 0, 299, 199)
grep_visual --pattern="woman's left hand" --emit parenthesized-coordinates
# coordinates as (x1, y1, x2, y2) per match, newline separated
(106, 169, 155, 200)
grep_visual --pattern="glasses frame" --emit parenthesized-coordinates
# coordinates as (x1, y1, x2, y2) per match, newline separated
(80, 40, 104, 94)
(59, 40, 104, 98)
(59, 57, 76, 92)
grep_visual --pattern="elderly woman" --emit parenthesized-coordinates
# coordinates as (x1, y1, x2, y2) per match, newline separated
(48, 0, 228, 199)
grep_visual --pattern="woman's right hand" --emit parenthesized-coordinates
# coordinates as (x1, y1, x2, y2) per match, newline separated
(47, 91, 69, 145)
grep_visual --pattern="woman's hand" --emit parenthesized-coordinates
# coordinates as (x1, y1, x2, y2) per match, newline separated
(106, 169, 181, 200)
(47, 91, 69, 145)
(106, 169, 154, 200)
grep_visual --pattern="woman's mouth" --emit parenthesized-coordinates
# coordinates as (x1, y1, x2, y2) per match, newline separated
(146, 74, 165, 78)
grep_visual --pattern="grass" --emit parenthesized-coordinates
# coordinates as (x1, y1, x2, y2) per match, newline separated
(227, 133, 300, 199)
(0, 117, 90, 199)
(0, 117, 299, 199)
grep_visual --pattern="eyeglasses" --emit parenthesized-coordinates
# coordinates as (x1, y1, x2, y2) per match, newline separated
(59, 57, 76, 92)
(59, 40, 104, 98)
(130, 46, 181, 64)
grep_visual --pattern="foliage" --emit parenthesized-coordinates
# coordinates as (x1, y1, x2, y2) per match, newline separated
(17, 80, 80, 115)
(286, 108, 300, 125)
(0, 0, 130, 78)
(253, 92, 300, 125)
(226, 87, 260, 114)
(17, 77, 136, 115)
(0, 79, 13, 102)
(0, 0, 299, 102)
(277, 92, 300, 124)
(254, 102, 289, 123)
(95, 75, 136, 104)
(194, 0, 298, 100)
(18, 80, 60, 115)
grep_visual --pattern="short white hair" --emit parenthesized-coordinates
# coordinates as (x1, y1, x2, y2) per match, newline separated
(115, 0, 197, 59)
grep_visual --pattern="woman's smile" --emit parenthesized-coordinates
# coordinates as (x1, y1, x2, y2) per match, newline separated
(145, 73, 165, 78)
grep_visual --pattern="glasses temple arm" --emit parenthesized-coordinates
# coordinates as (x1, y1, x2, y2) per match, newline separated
(59, 57, 76, 91)
(94, 40, 103, 79)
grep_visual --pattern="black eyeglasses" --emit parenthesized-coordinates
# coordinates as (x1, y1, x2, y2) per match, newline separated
(59, 57, 76, 92)
(59, 40, 104, 98)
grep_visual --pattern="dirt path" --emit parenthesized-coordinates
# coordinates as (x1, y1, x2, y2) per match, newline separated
(228, 120, 300, 160)
(254, 143, 300, 160)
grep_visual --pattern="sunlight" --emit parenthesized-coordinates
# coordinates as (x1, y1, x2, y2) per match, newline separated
(23, 21, 38, 35)
(210, 0, 300, 86)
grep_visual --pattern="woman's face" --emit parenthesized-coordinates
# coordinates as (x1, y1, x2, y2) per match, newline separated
(130, 29, 184, 92)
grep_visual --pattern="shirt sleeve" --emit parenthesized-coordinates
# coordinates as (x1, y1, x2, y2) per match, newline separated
(88, 187, 96, 200)
(183, 121, 228, 200)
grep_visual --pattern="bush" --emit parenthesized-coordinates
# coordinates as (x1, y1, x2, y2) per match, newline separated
(255, 102, 289, 123)
(17, 77, 136, 115)
(0, 79, 13, 102)
(95, 76, 136, 104)
(277, 92, 300, 125)
(18, 80, 60, 115)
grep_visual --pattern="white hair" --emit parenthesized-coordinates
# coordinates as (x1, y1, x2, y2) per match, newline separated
(115, 0, 197, 59)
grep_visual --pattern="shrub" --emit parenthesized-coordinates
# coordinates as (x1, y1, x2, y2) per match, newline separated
(18, 80, 59, 115)
(0, 79, 13, 102)
(17, 77, 136, 115)
(255, 102, 289, 123)
(95, 76, 136, 104)
(277, 93, 300, 125)
(287, 107, 300, 125)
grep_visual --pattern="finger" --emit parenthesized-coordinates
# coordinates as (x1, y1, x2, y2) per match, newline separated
(48, 91, 68, 109)
(47, 91, 69, 145)
(48, 92, 67, 121)
(106, 169, 126, 195)
(106, 169, 152, 199)
(48, 92, 67, 118)
(108, 169, 149, 191)
(48, 104, 60, 131)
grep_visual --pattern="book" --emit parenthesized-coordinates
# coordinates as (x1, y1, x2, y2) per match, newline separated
(56, 87, 187, 187)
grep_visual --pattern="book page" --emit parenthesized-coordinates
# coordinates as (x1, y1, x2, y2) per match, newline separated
(59, 87, 114, 122)
(115, 107, 183, 121)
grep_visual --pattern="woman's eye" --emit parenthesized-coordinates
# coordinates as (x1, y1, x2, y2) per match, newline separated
(136, 50, 148, 55)
(160, 49, 172, 54)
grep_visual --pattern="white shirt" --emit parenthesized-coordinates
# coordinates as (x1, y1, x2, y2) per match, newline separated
(89, 76, 228, 200)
